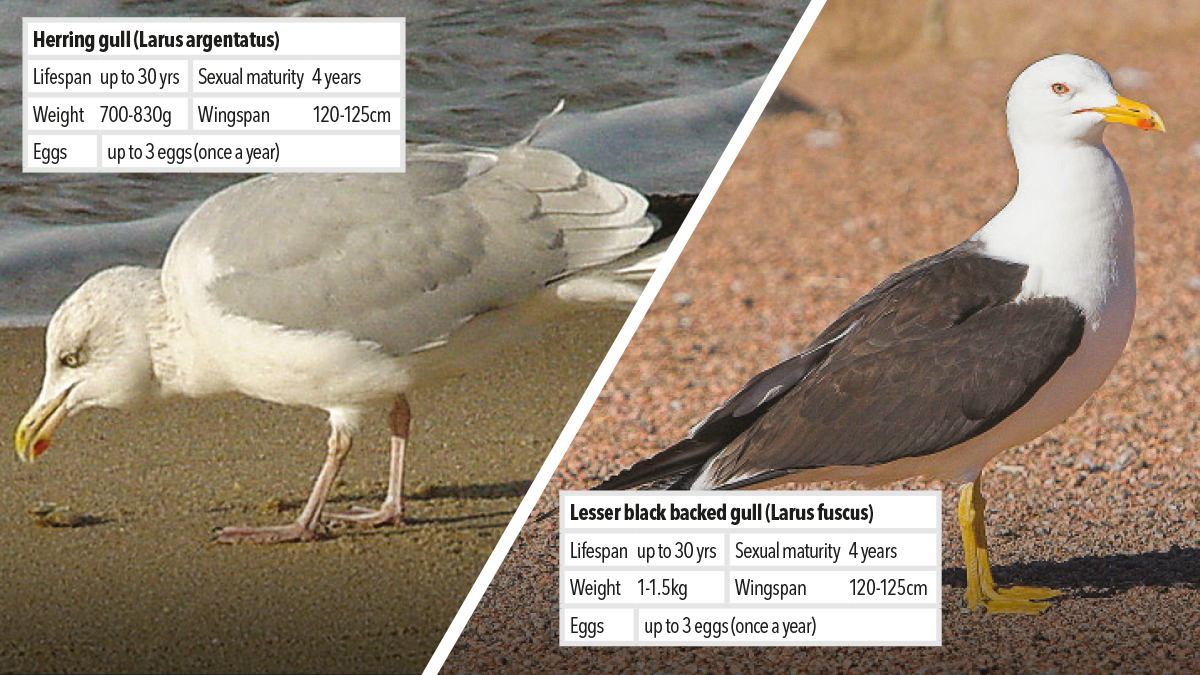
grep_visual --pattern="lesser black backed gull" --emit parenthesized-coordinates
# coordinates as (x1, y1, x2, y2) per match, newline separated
(596, 54, 1164, 614)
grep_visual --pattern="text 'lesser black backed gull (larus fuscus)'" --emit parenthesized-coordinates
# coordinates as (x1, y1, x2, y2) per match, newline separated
(596, 54, 1164, 614)
(15, 137, 666, 544)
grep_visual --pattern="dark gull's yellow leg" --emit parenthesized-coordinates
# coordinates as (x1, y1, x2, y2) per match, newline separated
(957, 475, 1061, 614)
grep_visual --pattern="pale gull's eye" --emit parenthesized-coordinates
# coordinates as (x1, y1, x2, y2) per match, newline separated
(1051, 83, 1069, 95)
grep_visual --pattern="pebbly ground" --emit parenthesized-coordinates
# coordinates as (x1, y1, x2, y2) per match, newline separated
(442, 26, 1200, 675)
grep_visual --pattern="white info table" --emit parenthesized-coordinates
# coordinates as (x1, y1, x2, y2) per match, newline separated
(559, 491, 942, 646)
(23, 18, 404, 172)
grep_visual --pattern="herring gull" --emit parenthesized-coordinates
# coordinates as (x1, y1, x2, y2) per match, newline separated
(594, 54, 1164, 614)
(16, 138, 663, 544)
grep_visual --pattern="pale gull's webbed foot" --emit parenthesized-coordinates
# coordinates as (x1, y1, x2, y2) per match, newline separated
(216, 420, 355, 544)
(326, 499, 404, 528)
(215, 521, 324, 544)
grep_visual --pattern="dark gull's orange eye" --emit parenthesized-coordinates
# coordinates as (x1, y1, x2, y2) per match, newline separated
(1051, 83, 1069, 95)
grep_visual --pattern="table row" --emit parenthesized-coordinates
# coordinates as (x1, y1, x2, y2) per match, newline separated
(26, 97, 402, 132)
(564, 569, 940, 605)
(561, 606, 941, 646)
(28, 59, 404, 94)
(563, 530, 940, 567)
(26, 133, 404, 172)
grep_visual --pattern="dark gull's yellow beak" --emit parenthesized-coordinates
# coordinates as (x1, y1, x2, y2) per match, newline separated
(1079, 94, 1166, 132)
(15, 386, 72, 463)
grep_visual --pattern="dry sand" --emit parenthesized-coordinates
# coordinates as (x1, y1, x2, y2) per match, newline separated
(0, 306, 626, 673)
(443, 15, 1200, 675)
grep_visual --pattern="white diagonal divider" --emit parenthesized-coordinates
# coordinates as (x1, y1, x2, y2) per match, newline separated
(422, 1, 830, 671)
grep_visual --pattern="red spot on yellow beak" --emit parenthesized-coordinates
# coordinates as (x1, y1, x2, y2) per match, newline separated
(33, 439, 50, 456)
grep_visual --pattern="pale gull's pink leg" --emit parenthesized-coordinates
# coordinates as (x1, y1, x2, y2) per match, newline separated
(216, 425, 353, 544)
(326, 395, 410, 527)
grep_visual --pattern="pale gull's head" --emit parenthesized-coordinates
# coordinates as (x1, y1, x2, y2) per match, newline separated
(15, 266, 162, 462)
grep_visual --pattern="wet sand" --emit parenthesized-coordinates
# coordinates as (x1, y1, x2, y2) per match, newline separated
(444, 14, 1200, 674)
(0, 307, 625, 673)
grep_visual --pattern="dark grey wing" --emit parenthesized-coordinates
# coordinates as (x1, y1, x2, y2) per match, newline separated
(695, 264, 1086, 489)
(597, 242, 1085, 491)
(594, 326, 849, 491)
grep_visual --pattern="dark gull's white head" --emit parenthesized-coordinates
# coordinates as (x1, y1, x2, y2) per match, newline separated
(1006, 54, 1164, 149)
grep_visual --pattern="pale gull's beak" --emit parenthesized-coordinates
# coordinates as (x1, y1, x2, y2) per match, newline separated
(15, 384, 75, 463)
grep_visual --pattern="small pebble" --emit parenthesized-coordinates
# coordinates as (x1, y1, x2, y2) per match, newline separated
(28, 502, 89, 528)
(1183, 342, 1200, 365)
(1113, 66, 1153, 89)
(805, 129, 842, 148)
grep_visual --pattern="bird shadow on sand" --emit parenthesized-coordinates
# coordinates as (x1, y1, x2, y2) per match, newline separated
(944, 545, 1200, 598)
(29, 512, 113, 529)
(408, 480, 533, 501)
(324, 509, 519, 541)
(263, 479, 534, 513)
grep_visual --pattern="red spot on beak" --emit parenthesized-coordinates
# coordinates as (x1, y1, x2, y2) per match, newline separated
(1137, 118, 1154, 131)
(33, 439, 49, 457)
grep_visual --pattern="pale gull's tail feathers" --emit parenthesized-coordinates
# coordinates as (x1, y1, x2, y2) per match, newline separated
(548, 191, 696, 306)
(519, 99, 567, 146)
(551, 237, 670, 305)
